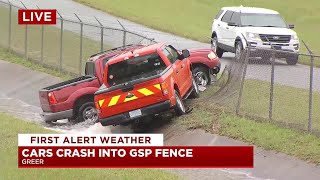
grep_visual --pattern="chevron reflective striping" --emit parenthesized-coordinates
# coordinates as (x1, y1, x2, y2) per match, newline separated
(98, 99, 105, 107)
(154, 84, 161, 90)
(108, 95, 120, 107)
(138, 88, 154, 96)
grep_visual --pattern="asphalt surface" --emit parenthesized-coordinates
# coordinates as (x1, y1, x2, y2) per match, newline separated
(1, 0, 320, 179)
(4, 0, 320, 91)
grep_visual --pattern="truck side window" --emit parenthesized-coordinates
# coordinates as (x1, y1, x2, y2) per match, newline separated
(164, 46, 179, 64)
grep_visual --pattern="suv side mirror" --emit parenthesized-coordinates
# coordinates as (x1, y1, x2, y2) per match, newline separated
(228, 22, 238, 26)
(181, 49, 190, 59)
(288, 24, 295, 29)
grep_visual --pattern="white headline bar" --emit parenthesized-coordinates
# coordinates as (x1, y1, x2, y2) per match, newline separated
(18, 134, 163, 146)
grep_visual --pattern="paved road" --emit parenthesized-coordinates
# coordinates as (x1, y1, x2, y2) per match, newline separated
(4, 0, 320, 91)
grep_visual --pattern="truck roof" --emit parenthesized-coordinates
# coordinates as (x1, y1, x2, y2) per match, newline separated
(222, 6, 279, 14)
(106, 42, 166, 65)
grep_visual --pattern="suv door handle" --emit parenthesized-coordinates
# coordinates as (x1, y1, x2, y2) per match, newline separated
(226, 27, 229, 29)
(218, 24, 220, 26)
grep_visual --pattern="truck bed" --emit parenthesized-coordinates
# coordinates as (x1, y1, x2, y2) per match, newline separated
(42, 75, 96, 91)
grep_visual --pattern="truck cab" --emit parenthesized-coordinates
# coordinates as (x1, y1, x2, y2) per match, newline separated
(94, 43, 199, 131)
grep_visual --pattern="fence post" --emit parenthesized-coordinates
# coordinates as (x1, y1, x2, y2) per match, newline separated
(36, 5, 44, 63)
(20, 1, 28, 59)
(117, 20, 126, 46)
(236, 47, 250, 115)
(269, 49, 276, 121)
(57, 11, 63, 73)
(75, 14, 83, 76)
(302, 40, 314, 132)
(94, 17, 104, 52)
(8, 0, 12, 51)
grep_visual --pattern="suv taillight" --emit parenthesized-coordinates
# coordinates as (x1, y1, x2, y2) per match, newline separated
(48, 92, 57, 105)
(160, 83, 168, 96)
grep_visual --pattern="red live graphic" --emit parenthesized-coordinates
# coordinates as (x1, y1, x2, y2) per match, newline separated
(18, 9, 57, 25)
(18, 146, 254, 168)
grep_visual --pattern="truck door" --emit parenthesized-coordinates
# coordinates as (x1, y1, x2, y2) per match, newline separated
(162, 46, 189, 96)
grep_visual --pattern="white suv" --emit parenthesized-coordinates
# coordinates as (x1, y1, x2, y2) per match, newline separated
(211, 6, 300, 65)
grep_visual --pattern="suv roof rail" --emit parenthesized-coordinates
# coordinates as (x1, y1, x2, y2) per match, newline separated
(89, 44, 138, 58)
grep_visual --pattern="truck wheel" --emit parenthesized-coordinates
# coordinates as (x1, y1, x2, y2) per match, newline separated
(174, 90, 186, 116)
(189, 75, 200, 98)
(193, 66, 211, 87)
(76, 102, 98, 124)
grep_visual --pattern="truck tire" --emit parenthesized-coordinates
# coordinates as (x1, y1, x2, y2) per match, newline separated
(193, 66, 211, 87)
(75, 102, 98, 124)
(174, 90, 186, 116)
(190, 75, 200, 98)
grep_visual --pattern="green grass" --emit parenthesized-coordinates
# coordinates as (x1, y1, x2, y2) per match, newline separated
(0, 113, 180, 180)
(241, 80, 320, 131)
(75, 0, 320, 66)
(0, 6, 109, 75)
(0, 48, 73, 81)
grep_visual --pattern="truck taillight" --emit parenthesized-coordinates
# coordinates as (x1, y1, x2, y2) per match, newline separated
(160, 83, 168, 96)
(48, 92, 57, 105)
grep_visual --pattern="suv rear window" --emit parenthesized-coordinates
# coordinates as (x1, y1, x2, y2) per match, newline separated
(107, 53, 167, 86)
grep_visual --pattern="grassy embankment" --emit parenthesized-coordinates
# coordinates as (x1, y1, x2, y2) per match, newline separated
(76, 0, 320, 66)
(0, 113, 180, 180)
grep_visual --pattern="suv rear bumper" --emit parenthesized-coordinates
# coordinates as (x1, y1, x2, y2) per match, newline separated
(99, 100, 171, 126)
(40, 109, 73, 122)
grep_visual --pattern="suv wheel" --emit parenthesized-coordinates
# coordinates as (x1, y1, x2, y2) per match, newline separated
(75, 102, 98, 124)
(174, 90, 186, 116)
(235, 41, 243, 61)
(211, 36, 223, 58)
(286, 54, 299, 65)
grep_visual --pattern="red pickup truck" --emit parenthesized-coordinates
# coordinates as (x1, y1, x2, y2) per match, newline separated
(94, 42, 199, 131)
(39, 44, 220, 124)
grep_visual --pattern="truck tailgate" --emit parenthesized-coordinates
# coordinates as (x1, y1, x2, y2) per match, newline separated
(95, 78, 165, 118)
(39, 90, 51, 112)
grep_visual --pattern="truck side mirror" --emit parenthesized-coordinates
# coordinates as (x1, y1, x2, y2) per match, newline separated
(181, 49, 190, 59)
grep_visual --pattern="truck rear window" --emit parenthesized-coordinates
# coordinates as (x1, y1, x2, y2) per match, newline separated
(107, 53, 167, 86)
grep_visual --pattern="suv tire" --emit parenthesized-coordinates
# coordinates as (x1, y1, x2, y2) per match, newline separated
(286, 54, 299, 65)
(235, 41, 244, 61)
(211, 36, 224, 58)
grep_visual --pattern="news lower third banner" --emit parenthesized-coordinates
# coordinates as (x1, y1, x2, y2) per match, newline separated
(18, 134, 254, 168)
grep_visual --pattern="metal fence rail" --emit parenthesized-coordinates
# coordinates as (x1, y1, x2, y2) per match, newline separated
(0, 0, 156, 76)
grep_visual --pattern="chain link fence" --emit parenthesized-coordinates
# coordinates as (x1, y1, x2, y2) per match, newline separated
(204, 37, 320, 136)
(0, 0, 156, 76)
